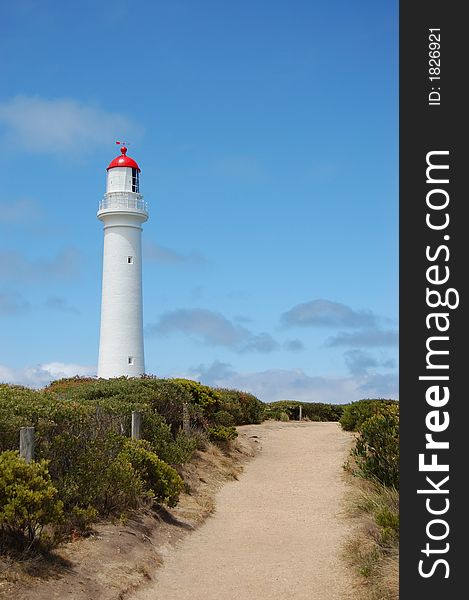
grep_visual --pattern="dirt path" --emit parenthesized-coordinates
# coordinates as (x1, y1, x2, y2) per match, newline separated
(131, 421, 355, 600)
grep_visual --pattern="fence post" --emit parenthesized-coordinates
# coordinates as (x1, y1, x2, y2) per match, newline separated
(182, 402, 190, 434)
(299, 405, 303, 421)
(131, 411, 142, 440)
(20, 427, 35, 463)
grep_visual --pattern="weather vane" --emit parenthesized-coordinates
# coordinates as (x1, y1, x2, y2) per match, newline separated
(115, 141, 129, 154)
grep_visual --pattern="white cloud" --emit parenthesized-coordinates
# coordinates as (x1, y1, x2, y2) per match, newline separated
(0, 95, 142, 155)
(190, 362, 398, 403)
(0, 290, 30, 315)
(357, 373, 399, 398)
(241, 332, 279, 353)
(146, 308, 279, 353)
(0, 362, 96, 389)
(283, 339, 305, 352)
(281, 298, 378, 329)
(343, 349, 395, 375)
(190, 360, 235, 381)
(44, 296, 81, 315)
(327, 329, 398, 347)
(281, 298, 398, 350)
(0, 248, 81, 283)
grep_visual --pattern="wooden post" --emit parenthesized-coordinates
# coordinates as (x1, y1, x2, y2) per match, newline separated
(131, 411, 142, 440)
(182, 402, 190, 434)
(299, 405, 303, 421)
(20, 427, 35, 463)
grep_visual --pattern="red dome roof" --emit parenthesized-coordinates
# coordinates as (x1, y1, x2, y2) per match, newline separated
(107, 146, 140, 172)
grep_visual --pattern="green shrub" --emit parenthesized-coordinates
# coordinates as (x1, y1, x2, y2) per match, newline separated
(159, 431, 198, 466)
(213, 410, 236, 427)
(119, 439, 184, 507)
(264, 401, 344, 422)
(46, 376, 194, 434)
(56, 433, 143, 516)
(58, 435, 185, 518)
(0, 451, 63, 544)
(207, 425, 238, 444)
(340, 399, 398, 432)
(100, 451, 145, 515)
(262, 408, 283, 421)
(216, 389, 265, 425)
(0, 376, 263, 551)
(126, 379, 195, 432)
(353, 404, 399, 488)
(170, 379, 221, 411)
(264, 401, 295, 420)
(70, 505, 98, 532)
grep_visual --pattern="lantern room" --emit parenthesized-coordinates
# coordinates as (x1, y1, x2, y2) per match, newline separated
(106, 146, 140, 193)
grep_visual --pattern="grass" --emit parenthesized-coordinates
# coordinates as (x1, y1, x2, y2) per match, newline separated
(344, 475, 399, 600)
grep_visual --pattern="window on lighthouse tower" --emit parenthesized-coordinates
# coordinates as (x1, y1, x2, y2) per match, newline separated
(131, 168, 139, 193)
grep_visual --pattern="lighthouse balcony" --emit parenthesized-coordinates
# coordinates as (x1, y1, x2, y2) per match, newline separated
(98, 192, 148, 215)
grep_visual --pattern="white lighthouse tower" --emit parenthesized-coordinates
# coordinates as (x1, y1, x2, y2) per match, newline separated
(97, 144, 148, 378)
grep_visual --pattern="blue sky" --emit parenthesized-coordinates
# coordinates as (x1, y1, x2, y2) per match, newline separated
(0, 0, 398, 403)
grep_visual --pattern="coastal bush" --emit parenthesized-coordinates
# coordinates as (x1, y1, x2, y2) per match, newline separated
(339, 398, 398, 432)
(0, 382, 195, 532)
(98, 450, 145, 515)
(69, 505, 98, 532)
(47, 377, 192, 431)
(46, 376, 267, 430)
(353, 404, 399, 489)
(0, 451, 63, 545)
(216, 389, 265, 425)
(265, 400, 344, 421)
(1, 382, 196, 464)
(169, 379, 221, 411)
(207, 425, 238, 445)
(213, 410, 235, 427)
(0, 375, 265, 552)
(120, 439, 184, 507)
(54, 432, 140, 515)
(343, 398, 399, 599)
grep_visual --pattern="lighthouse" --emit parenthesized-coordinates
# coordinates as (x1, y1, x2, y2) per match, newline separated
(97, 144, 148, 378)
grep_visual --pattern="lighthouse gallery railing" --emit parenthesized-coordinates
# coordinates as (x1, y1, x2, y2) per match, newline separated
(99, 193, 148, 213)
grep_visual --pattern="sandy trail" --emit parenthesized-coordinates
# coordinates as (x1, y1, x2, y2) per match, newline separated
(131, 421, 355, 600)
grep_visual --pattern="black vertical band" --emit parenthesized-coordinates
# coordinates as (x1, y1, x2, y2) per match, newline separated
(400, 2, 467, 596)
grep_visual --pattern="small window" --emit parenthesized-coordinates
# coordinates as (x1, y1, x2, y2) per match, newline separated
(131, 168, 140, 193)
(127, 256, 133, 264)
(128, 356, 134, 365)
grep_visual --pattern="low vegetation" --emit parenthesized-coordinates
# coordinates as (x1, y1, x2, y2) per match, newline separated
(341, 399, 399, 600)
(217, 389, 265, 425)
(0, 451, 64, 548)
(2, 377, 399, 599)
(265, 400, 345, 422)
(0, 377, 263, 554)
(207, 425, 238, 445)
(340, 398, 398, 433)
